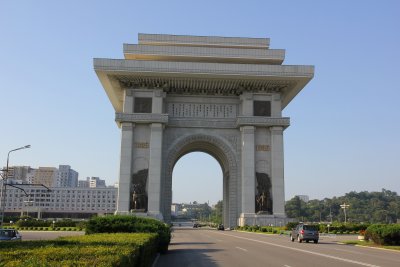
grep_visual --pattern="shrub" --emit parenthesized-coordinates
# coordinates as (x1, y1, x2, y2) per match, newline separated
(85, 215, 171, 253)
(55, 219, 77, 227)
(365, 224, 400, 245)
(286, 222, 298, 230)
(16, 219, 51, 228)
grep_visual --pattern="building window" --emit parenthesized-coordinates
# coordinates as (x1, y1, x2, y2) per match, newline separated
(253, 101, 271, 117)
(134, 97, 152, 113)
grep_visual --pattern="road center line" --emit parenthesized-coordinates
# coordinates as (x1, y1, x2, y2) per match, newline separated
(236, 246, 248, 252)
(215, 232, 381, 267)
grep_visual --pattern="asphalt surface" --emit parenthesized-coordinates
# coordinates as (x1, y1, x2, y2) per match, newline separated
(156, 227, 400, 267)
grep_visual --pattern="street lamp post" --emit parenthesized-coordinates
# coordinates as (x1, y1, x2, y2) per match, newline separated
(340, 203, 350, 224)
(0, 145, 31, 226)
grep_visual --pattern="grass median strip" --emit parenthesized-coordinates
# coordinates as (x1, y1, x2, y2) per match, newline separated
(343, 241, 400, 251)
(0, 233, 158, 267)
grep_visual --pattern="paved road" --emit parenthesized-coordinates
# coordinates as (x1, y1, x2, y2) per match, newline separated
(156, 228, 400, 267)
(19, 231, 84, 240)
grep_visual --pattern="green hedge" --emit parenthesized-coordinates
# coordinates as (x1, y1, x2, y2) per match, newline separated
(15, 218, 80, 228)
(86, 215, 171, 253)
(365, 224, 400, 245)
(0, 233, 157, 267)
(235, 225, 280, 234)
(285, 222, 370, 233)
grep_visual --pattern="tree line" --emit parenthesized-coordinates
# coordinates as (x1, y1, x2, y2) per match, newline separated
(285, 189, 400, 224)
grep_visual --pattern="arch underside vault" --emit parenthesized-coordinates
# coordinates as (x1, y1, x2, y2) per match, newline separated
(162, 132, 238, 228)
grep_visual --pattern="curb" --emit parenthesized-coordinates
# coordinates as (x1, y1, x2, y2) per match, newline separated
(152, 253, 160, 267)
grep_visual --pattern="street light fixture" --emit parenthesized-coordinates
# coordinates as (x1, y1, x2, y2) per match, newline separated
(0, 145, 31, 226)
(340, 203, 350, 224)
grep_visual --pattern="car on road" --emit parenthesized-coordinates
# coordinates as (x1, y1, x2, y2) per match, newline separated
(217, 224, 224, 231)
(290, 224, 319, 243)
(0, 229, 22, 241)
(193, 223, 199, 228)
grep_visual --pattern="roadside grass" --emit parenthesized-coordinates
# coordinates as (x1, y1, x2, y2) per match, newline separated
(0, 233, 158, 266)
(343, 240, 400, 251)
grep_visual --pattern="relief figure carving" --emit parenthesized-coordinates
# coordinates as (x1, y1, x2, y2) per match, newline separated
(131, 169, 148, 212)
(255, 172, 273, 214)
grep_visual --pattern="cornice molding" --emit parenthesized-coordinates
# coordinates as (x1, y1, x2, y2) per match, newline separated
(236, 117, 290, 128)
(113, 75, 294, 96)
(116, 113, 168, 124)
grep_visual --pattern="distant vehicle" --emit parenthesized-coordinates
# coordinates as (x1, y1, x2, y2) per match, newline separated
(290, 224, 319, 243)
(0, 229, 22, 241)
(193, 223, 199, 228)
(217, 224, 224, 231)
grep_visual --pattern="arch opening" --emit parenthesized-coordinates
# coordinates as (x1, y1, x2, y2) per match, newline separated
(172, 152, 223, 223)
(162, 134, 238, 228)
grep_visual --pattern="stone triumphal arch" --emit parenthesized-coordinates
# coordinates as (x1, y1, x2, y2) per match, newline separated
(94, 33, 314, 227)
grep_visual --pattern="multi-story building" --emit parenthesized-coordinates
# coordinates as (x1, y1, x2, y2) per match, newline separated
(78, 180, 89, 188)
(32, 167, 58, 187)
(89, 177, 106, 188)
(171, 203, 183, 216)
(2, 166, 34, 183)
(26, 168, 36, 184)
(77, 177, 107, 188)
(3, 186, 117, 219)
(296, 195, 310, 203)
(56, 165, 78, 187)
(5, 165, 80, 188)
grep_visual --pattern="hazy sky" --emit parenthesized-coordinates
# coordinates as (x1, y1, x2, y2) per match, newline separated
(1, 1, 399, 205)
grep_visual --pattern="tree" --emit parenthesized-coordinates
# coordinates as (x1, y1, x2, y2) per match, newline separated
(285, 189, 400, 224)
(210, 201, 223, 224)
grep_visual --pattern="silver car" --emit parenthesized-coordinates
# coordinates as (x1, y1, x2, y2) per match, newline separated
(0, 229, 22, 241)
(290, 224, 319, 243)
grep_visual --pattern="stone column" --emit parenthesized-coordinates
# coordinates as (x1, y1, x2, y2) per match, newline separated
(152, 89, 164, 113)
(116, 89, 134, 214)
(240, 125, 255, 215)
(147, 123, 164, 220)
(240, 92, 253, 116)
(123, 89, 134, 113)
(116, 122, 133, 214)
(270, 126, 285, 216)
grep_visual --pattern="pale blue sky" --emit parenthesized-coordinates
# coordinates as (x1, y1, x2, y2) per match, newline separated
(1, 1, 399, 205)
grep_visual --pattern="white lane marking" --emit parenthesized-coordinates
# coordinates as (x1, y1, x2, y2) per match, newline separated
(215, 232, 381, 267)
(284, 265, 292, 267)
(236, 246, 248, 252)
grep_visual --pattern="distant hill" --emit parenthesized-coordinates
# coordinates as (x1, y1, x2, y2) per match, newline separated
(285, 189, 400, 223)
